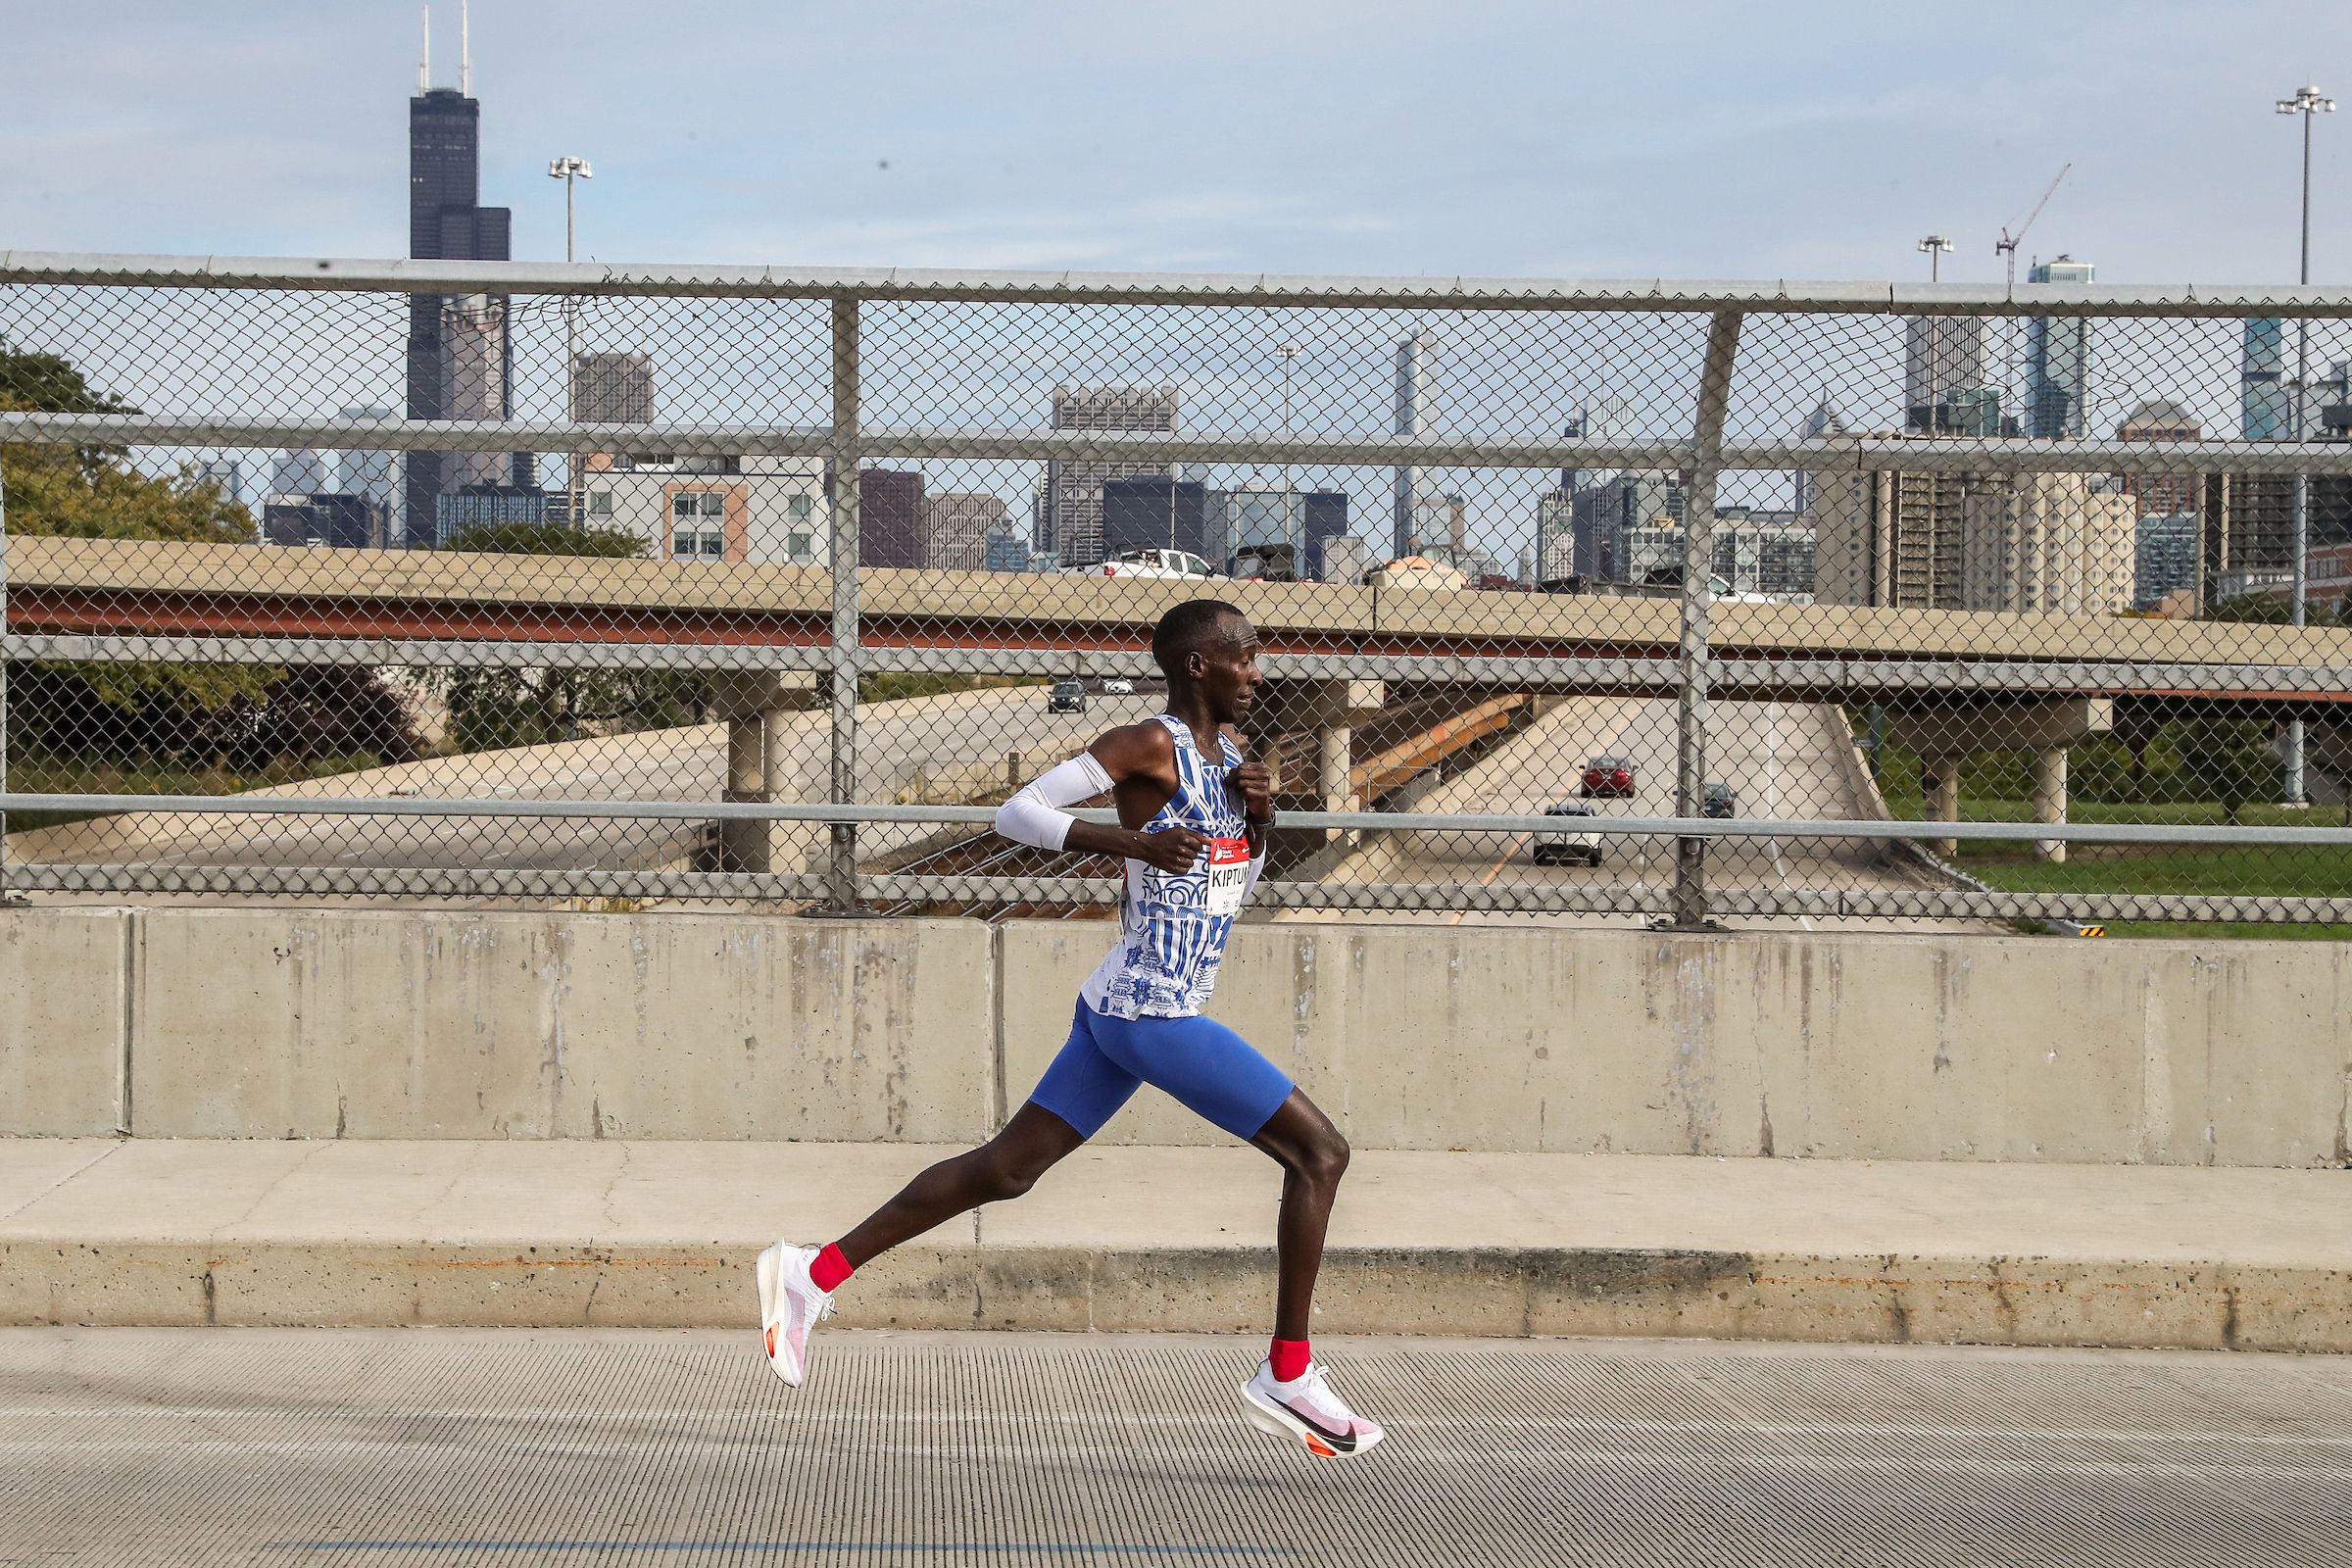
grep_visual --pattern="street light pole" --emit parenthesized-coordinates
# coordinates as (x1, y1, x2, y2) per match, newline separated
(547, 155, 593, 529)
(2277, 85, 2331, 804)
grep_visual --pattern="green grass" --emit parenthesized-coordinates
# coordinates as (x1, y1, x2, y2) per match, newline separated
(1873, 784, 2352, 940)
(3, 754, 384, 831)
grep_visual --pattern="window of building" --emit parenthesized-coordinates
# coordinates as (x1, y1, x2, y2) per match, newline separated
(789, 495, 813, 521)
(588, 489, 612, 516)
(788, 533, 813, 562)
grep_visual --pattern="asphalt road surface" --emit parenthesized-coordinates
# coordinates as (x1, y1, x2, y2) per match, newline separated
(1292, 695, 1980, 932)
(6, 686, 1160, 883)
(7, 1328, 2347, 1567)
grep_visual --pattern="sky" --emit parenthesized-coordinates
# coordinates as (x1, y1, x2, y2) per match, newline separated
(7, 0, 2352, 286)
(8, 0, 2352, 565)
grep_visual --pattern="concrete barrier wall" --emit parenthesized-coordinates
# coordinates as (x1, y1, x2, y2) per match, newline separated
(0, 909, 129, 1136)
(5, 907, 2345, 1165)
(124, 911, 995, 1142)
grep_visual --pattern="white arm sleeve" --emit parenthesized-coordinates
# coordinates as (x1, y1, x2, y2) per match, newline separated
(995, 752, 1116, 851)
(1241, 846, 1268, 901)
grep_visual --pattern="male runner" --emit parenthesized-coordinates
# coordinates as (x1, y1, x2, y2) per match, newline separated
(757, 599, 1384, 1458)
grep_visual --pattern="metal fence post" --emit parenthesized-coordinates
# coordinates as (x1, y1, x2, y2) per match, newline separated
(825, 295, 862, 912)
(1670, 309, 1744, 930)
(0, 467, 11, 905)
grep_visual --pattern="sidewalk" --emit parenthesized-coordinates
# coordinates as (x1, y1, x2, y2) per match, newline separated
(4, 1139, 2348, 1349)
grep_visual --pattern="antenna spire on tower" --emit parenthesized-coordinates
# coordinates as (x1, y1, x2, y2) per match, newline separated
(461, 0, 471, 97)
(418, 4, 431, 93)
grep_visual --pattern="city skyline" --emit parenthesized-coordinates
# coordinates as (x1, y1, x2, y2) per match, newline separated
(5, 3, 2350, 289)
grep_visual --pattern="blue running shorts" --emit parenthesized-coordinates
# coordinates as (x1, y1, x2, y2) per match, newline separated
(1028, 998, 1295, 1141)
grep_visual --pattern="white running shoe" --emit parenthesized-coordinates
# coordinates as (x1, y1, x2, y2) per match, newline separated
(755, 1241, 835, 1388)
(1241, 1359, 1386, 1458)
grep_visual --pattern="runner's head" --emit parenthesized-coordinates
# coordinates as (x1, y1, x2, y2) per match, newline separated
(1152, 599, 1260, 722)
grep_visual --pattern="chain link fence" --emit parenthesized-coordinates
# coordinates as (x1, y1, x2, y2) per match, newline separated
(4, 255, 2352, 929)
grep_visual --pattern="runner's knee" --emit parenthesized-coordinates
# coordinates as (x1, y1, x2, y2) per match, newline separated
(1296, 1128, 1349, 1187)
(972, 1144, 1052, 1203)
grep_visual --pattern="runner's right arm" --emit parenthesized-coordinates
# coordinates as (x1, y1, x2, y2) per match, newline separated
(994, 723, 1206, 872)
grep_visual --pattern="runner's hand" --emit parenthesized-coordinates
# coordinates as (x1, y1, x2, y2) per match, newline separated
(1229, 761, 1274, 823)
(1129, 825, 1208, 872)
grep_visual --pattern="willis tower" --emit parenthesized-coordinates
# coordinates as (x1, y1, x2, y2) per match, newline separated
(405, 3, 523, 547)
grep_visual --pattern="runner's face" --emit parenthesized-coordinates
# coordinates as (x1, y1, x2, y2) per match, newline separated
(1192, 616, 1262, 724)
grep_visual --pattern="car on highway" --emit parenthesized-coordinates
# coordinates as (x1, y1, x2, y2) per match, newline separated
(1701, 781, 1737, 818)
(1581, 757, 1636, 799)
(1047, 679, 1087, 713)
(1102, 678, 1136, 695)
(1062, 549, 1221, 580)
(1531, 801, 1603, 866)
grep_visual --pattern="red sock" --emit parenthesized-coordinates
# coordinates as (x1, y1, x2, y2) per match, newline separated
(1269, 1338, 1311, 1383)
(809, 1243, 854, 1294)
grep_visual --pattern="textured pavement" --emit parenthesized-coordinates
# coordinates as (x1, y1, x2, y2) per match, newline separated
(6, 1328, 2352, 1566)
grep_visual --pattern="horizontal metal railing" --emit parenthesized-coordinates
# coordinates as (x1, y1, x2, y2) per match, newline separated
(6, 252, 2352, 927)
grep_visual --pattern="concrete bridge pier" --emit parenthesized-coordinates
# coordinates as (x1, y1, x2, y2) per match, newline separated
(1890, 698, 2113, 864)
(714, 671, 820, 872)
(1249, 677, 1386, 852)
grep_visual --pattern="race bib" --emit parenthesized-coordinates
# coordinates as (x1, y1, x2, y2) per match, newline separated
(1204, 837, 1253, 916)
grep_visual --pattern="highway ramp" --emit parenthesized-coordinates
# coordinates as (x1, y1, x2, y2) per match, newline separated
(1285, 694, 1982, 932)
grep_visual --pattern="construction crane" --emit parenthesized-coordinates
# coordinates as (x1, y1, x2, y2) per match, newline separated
(1996, 164, 2073, 288)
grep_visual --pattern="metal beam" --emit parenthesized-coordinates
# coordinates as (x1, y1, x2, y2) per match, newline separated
(9, 250, 2352, 317)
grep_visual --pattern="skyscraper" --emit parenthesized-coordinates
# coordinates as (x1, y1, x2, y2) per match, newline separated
(2025, 256, 2095, 439)
(1561, 394, 1635, 491)
(270, 449, 327, 499)
(2243, 318, 2289, 439)
(1393, 336, 1430, 560)
(1791, 391, 1847, 515)
(570, 353, 655, 424)
(334, 408, 401, 529)
(923, 492, 1005, 571)
(405, 14, 515, 548)
(1042, 386, 1179, 567)
(1904, 315, 1985, 429)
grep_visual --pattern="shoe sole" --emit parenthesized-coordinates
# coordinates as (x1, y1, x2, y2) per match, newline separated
(1240, 1384, 1383, 1458)
(754, 1243, 803, 1388)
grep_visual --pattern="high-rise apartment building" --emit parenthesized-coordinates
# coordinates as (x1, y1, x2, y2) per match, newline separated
(570, 353, 654, 424)
(1813, 445, 2134, 615)
(2133, 512, 2202, 611)
(1042, 386, 1178, 567)
(2025, 257, 2095, 439)
(405, 45, 516, 548)
(923, 492, 1004, 571)
(1807, 437, 1973, 610)
(1957, 470, 2136, 615)
(2113, 399, 2204, 518)
(858, 468, 926, 569)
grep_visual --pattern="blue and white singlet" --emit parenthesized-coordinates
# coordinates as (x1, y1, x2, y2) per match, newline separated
(1079, 713, 1258, 1020)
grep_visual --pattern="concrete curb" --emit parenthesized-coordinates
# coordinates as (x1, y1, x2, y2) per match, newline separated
(6, 1239, 2345, 1353)
(6, 1140, 2349, 1351)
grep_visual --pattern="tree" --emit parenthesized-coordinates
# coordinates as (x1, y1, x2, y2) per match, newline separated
(2, 339, 420, 772)
(2171, 710, 2279, 827)
(432, 518, 711, 751)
